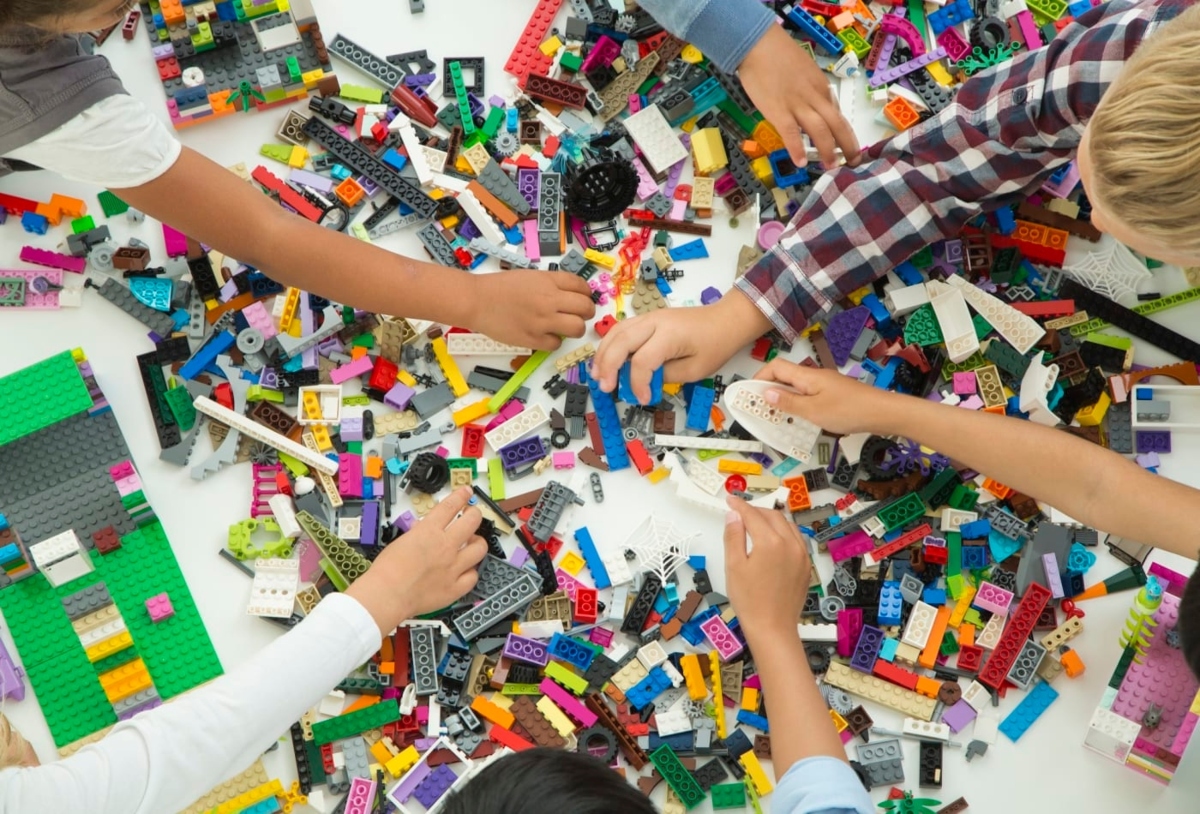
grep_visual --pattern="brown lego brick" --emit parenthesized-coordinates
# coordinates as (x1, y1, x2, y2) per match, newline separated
(467, 180, 520, 229)
(497, 489, 545, 513)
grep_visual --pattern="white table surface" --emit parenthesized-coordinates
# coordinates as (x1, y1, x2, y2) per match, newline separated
(2, 2, 1200, 811)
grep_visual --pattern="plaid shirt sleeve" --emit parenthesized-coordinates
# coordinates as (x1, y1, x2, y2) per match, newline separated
(734, 0, 1169, 343)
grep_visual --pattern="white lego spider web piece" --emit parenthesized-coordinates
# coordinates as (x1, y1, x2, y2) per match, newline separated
(623, 516, 698, 585)
(722, 380, 821, 462)
(1063, 241, 1151, 306)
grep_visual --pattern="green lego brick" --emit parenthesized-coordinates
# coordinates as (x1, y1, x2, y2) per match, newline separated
(903, 305, 942, 347)
(972, 313, 993, 341)
(559, 51, 582, 72)
(879, 493, 926, 532)
(1084, 332, 1133, 351)
(945, 531, 962, 579)
(948, 483, 979, 511)
(297, 511, 370, 585)
(340, 84, 384, 104)
(97, 191, 129, 218)
(481, 107, 505, 140)
(24, 654, 116, 748)
(71, 215, 96, 234)
(449, 61, 475, 137)
(446, 458, 478, 478)
(0, 351, 93, 446)
(716, 98, 757, 136)
(92, 644, 141, 676)
(312, 699, 401, 745)
(711, 782, 746, 810)
(163, 385, 197, 431)
(488, 457, 505, 500)
(941, 351, 986, 380)
(907, 0, 927, 37)
(650, 744, 707, 809)
(305, 737, 328, 785)
(0, 277, 26, 306)
(940, 630, 959, 656)
(488, 351, 549, 412)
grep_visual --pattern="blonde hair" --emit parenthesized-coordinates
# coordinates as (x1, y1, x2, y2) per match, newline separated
(0, 714, 34, 769)
(1088, 4, 1200, 255)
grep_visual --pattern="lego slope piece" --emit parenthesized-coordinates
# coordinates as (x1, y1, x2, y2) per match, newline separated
(722, 380, 820, 463)
(0, 350, 94, 445)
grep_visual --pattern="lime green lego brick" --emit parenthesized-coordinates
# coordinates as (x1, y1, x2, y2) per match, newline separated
(341, 395, 370, 407)
(1025, 0, 1067, 19)
(94, 522, 222, 699)
(650, 744, 707, 809)
(340, 84, 385, 104)
(946, 573, 965, 600)
(1069, 288, 1200, 336)
(97, 191, 129, 218)
(320, 558, 349, 591)
(837, 27, 871, 59)
(1084, 332, 1133, 351)
(544, 661, 588, 695)
(941, 351, 986, 380)
(499, 683, 542, 695)
(0, 351, 94, 446)
(71, 215, 96, 234)
(312, 699, 401, 745)
(488, 458, 505, 500)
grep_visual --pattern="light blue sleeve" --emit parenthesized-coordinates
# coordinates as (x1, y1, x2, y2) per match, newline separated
(633, 0, 776, 72)
(772, 756, 875, 814)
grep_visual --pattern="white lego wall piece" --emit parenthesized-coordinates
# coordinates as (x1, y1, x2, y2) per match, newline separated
(622, 105, 688, 174)
(29, 529, 85, 568)
(248, 558, 300, 618)
(485, 403, 549, 451)
(928, 283, 980, 363)
(269, 494, 302, 540)
(654, 434, 764, 453)
(945, 274, 1043, 354)
(445, 333, 532, 356)
(1084, 706, 1141, 764)
(902, 718, 951, 742)
(901, 601, 937, 649)
(455, 189, 506, 245)
(721, 380, 821, 462)
(195, 396, 339, 473)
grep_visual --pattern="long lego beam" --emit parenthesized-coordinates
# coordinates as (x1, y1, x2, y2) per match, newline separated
(192, 397, 339, 475)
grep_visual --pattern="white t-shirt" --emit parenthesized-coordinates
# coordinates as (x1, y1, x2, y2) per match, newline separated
(0, 593, 379, 814)
(7, 94, 182, 189)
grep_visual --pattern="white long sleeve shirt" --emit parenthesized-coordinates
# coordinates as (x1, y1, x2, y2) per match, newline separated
(0, 593, 380, 814)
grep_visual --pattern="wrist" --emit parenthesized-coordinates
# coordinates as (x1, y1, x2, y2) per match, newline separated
(345, 573, 412, 636)
(715, 291, 773, 348)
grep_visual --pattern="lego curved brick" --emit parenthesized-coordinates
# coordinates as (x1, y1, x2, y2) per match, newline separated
(722, 380, 820, 463)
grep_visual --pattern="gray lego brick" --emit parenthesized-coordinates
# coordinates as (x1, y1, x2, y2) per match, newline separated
(93, 279, 176, 336)
(856, 738, 905, 788)
(328, 33, 405, 88)
(527, 482, 578, 543)
(410, 626, 440, 696)
(416, 224, 461, 268)
(1005, 638, 1046, 690)
(112, 688, 161, 716)
(342, 736, 371, 779)
(537, 172, 561, 232)
(1015, 522, 1072, 595)
(3, 466, 134, 549)
(0, 411, 129, 506)
(410, 382, 455, 419)
(478, 161, 532, 216)
(471, 554, 529, 599)
(1107, 401, 1134, 454)
(453, 572, 541, 640)
(61, 582, 113, 621)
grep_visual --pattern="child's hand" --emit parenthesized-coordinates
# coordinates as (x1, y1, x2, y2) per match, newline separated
(724, 497, 811, 638)
(346, 488, 488, 634)
(470, 271, 595, 350)
(738, 25, 861, 169)
(753, 359, 897, 435)
(593, 293, 772, 402)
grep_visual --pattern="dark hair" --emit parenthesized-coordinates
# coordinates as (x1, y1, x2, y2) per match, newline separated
(1180, 569, 1200, 681)
(440, 748, 657, 814)
(0, 0, 108, 32)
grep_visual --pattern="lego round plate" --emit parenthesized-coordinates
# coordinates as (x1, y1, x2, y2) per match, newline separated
(721, 380, 821, 463)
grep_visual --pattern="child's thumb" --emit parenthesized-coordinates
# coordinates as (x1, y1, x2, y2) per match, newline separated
(764, 387, 812, 417)
(724, 506, 748, 564)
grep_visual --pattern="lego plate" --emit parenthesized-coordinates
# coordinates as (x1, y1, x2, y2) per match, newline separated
(722, 380, 821, 463)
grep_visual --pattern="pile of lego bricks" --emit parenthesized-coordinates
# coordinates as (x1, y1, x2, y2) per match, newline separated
(4, 0, 1200, 812)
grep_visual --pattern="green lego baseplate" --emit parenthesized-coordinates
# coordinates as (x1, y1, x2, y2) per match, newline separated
(0, 351, 94, 446)
(0, 352, 222, 749)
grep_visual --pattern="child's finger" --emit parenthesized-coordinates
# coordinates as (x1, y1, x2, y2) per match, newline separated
(593, 319, 656, 389)
(549, 314, 587, 339)
(425, 487, 473, 528)
(728, 498, 782, 556)
(723, 506, 749, 567)
(445, 505, 483, 545)
(454, 567, 480, 598)
(553, 272, 594, 298)
(455, 536, 488, 573)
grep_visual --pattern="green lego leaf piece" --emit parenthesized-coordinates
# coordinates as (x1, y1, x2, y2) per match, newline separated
(903, 305, 943, 347)
(97, 190, 129, 218)
(879, 492, 926, 532)
(711, 782, 747, 810)
(0, 351, 93, 446)
(650, 744, 707, 809)
(940, 630, 959, 655)
(972, 313, 992, 341)
(312, 698, 401, 745)
(163, 386, 197, 432)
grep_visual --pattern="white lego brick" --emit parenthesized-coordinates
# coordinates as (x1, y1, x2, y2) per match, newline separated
(654, 434, 764, 453)
(903, 718, 951, 742)
(608, 585, 629, 622)
(637, 640, 670, 670)
(722, 380, 821, 462)
(485, 404, 549, 451)
(397, 124, 434, 186)
(430, 172, 470, 193)
(940, 508, 978, 532)
(973, 707, 1000, 744)
(422, 146, 448, 175)
(337, 516, 362, 542)
(445, 333, 532, 356)
(963, 680, 992, 712)
(42, 553, 94, 588)
(861, 517, 886, 538)
(998, 0, 1029, 18)
(607, 643, 631, 664)
(519, 620, 565, 639)
(1019, 358, 1061, 427)
(427, 697, 441, 736)
(661, 660, 684, 688)
(195, 396, 339, 474)
(78, 617, 128, 649)
(1084, 706, 1141, 764)
(248, 558, 300, 618)
(901, 601, 937, 649)
(30, 529, 85, 568)
(622, 105, 689, 174)
(455, 189, 506, 245)
(268, 494, 302, 540)
(320, 690, 346, 717)
(685, 459, 725, 496)
(886, 283, 930, 316)
(535, 107, 568, 136)
(945, 275, 1043, 354)
(797, 623, 839, 643)
(928, 284, 980, 363)
(654, 699, 695, 737)
(976, 613, 1006, 650)
(600, 549, 633, 586)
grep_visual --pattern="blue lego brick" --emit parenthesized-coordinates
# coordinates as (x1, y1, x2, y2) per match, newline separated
(736, 710, 769, 732)
(993, 206, 1016, 235)
(663, 584, 679, 605)
(653, 591, 672, 615)
(382, 148, 408, 171)
(681, 606, 720, 646)
(655, 277, 672, 297)
(769, 149, 807, 188)
(961, 545, 989, 569)
(688, 555, 706, 570)
(586, 378, 631, 471)
(722, 728, 753, 758)
(878, 581, 903, 626)
(547, 633, 596, 671)
(686, 386, 715, 432)
(872, 358, 901, 390)
(861, 294, 891, 326)
(785, 7, 845, 55)
(879, 638, 900, 661)
(574, 527, 611, 589)
(894, 261, 923, 286)
(922, 588, 947, 606)
(670, 239, 708, 261)
(618, 362, 664, 406)
(999, 681, 1058, 741)
(627, 666, 672, 710)
(960, 519, 991, 539)
(179, 331, 236, 380)
(926, 0, 975, 35)
(20, 212, 48, 235)
(648, 731, 695, 751)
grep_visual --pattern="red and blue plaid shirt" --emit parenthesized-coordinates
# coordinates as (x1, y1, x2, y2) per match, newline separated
(735, 0, 1190, 342)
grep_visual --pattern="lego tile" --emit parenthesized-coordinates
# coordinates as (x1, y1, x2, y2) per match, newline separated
(0, 351, 93, 446)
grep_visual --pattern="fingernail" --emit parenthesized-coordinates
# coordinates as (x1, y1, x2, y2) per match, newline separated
(764, 389, 781, 405)
(725, 510, 739, 526)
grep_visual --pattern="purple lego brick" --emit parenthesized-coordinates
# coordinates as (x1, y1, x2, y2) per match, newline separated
(393, 510, 417, 533)
(518, 168, 540, 209)
(503, 633, 550, 666)
(290, 169, 334, 195)
(390, 760, 432, 803)
(826, 306, 871, 367)
(1136, 430, 1171, 454)
(413, 764, 458, 808)
(850, 625, 885, 673)
(341, 417, 364, 442)
(700, 286, 723, 306)
(0, 638, 25, 701)
(385, 382, 416, 410)
(942, 699, 977, 733)
(360, 501, 380, 547)
(837, 608, 864, 659)
(500, 437, 547, 469)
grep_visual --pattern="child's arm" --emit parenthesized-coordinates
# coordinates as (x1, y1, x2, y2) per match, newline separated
(114, 148, 595, 350)
(724, 499, 873, 814)
(0, 489, 487, 813)
(758, 361, 1200, 561)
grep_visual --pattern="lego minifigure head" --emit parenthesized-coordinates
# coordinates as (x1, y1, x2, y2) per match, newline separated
(1179, 570, 1200, 682)
(0, 0, 137, 35)
(441, 748, 658, 814)
(1078, 4, 1200, 268)
(0, 714, 38, 769)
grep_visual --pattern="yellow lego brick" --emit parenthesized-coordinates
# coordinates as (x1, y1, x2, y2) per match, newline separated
(948, 582, 977, 628)
(847, 285, 873, 305)
(750, 156, 776, 186)
(559, 551, 585, 575)
(309, 424, 333, 452)
(287, 145, 308, 168)
(710, 651, 727, 739)
(681, 654, 707, 701)
(100, 660, 153, 703)
(663, 382, 682, 396)
(214, 779, 285, 814)
(741, 687, 759, 712)
(1076, 391, 1111, 426)
(717, 459, 763, 476)
(1191, 689, 1200, 716)
(385, 745, 419, 778)
(584, 248, 615, 269)
(822, 662, 937, 720)
(431, 338, 469, 397)
(85, 630, 133, 663)
(647, 466, 671, 484)
(302, 391, 323, 421)
(453, 398, 491, 427)
(279, 287, 300, 330)
(397, 369, 417, 387)
(540, 35, 563, 56)
(537, 696, 577, 737)
(490, 693, 515, 710)
(739, 751, 773, 796)
(830, 709, 849, 732)
(691, 128, 728, 174)
(370, 739, 394, 767)
(301, 68, 325, 88)
(926, 61, 954, 86)
(680, 44, 704, 63)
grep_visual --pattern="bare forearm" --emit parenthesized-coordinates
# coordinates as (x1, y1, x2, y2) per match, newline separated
(878, 393, 1200, 558)
(745, 628, 845, 773)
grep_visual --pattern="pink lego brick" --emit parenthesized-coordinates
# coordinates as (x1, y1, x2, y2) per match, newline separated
(146, 592, 174, 622)
(633, 158, 659, 200)
(113, 474, 142, 497)
(952, 371, 977, 395)
(1014, 11, 1043, 56)
(1, 268, 63, 309)
(19, 245, 86, 273)
(973, 581, 1014, 616)
(828, 530, 875, 563)
(936, 27, 970, 61)
(329, 355, 374, 385)
(162, 224, 189, 257)
(523, 220, 541, 262)
(556, 568, 584, 601)
(1148, 562, 1190, 597)
(344, 776, 376, 814)
(836, 608, 864, 658)
(110, 461, 136, 480)
(580, 35, 620, 74)
(552, 451, 576, 470)
(241, 301, 277, 340)
(627, 94, 643, 114)
(589, 627, 614, 648)
(700, 615, 745, 661)
(1171, 711, 1199, 757)
(539, 678, 598, 725)
(744, 674, 761, 690)
(959, 395, 984, 410)
(338, 453, 363, 498)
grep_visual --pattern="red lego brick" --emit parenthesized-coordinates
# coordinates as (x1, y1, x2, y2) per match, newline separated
(750, 337, 773, 362)
(594, 315, 618, 338)
(873, 659, 920, 691)
(626, 439, 654, 475)
(956, 644, 983, 673)
(978, 582, 1051, 689)
(575, 587, 598, 624)
(461, 424, 485, 458)
(368, 357, 399, 394)
(503, 0, 564, 86)
(868, 523, 933, 562)
(489, 724, 536, 751)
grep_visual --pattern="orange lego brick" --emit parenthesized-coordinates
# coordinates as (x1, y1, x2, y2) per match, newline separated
(918, 606, 952, 670)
